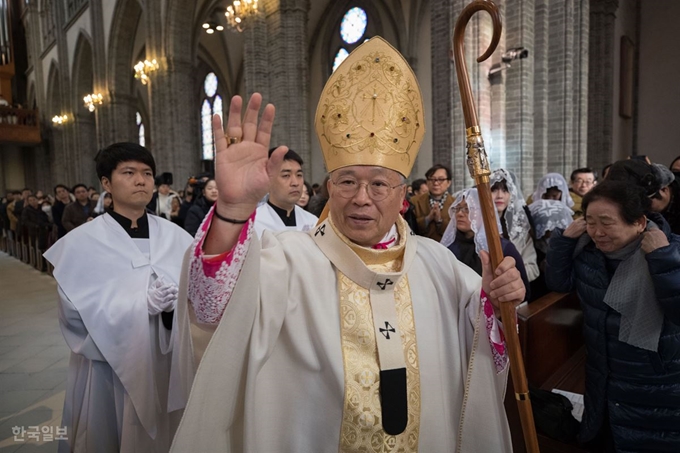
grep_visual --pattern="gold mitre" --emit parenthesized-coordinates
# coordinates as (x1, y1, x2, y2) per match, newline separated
(315, 36, 425, 177)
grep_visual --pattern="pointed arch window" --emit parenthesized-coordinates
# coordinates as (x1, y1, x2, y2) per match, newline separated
(201, 72, 223, 160)
(136, 112, 145, 147)
(331, 7, 369, 73)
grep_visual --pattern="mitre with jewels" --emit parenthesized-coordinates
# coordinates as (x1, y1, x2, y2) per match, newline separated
(314, 36, 425, 177)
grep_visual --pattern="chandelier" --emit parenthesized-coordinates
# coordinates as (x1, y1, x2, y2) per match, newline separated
(83, 93, 103, 112)
(225, 0, 258, 32)
(134, 59, 159, 84)
(51, 114, 69, 125)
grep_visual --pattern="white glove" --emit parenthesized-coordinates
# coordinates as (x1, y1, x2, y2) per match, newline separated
(147, 276, 179, 316)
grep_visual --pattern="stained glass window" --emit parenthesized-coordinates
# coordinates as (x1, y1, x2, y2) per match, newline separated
(204, 73, 218, 97)
(332, 48, 350, 73)
(201, 73, 222, 160)
(330, 7, 370, 73)
(340, 7, 367, 44)
(136, 112, 145, 147)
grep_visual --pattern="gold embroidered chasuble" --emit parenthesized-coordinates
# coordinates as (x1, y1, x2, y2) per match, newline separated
(329, 218, 421, 452)
(172, 212, 514, 453)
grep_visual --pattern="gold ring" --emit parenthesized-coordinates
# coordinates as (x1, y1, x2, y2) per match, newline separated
(227, 136, 241, 145)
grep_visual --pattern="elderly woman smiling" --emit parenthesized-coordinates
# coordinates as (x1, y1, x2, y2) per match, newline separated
(545, 180, 680, 453)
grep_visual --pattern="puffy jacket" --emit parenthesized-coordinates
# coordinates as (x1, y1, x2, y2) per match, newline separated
(184, 196, 213, 237)
(545, 213, 680, 452)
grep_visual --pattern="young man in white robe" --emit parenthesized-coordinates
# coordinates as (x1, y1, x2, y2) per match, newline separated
(171, 38, 523, 453)
(45, 143, 193, 452)
(253, 147, 318, 237)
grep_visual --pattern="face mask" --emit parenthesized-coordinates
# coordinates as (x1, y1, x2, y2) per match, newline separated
(42, 206, 52, 213)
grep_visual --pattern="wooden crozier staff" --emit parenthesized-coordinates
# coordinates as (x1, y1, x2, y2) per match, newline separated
(452, 1, 540, 452)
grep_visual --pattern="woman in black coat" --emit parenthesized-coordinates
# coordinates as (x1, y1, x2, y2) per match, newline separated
(184, 179, 218, 237)
(546, 180, 680, 452)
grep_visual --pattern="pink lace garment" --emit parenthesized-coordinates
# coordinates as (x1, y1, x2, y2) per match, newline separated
(188, 206, 509, 373)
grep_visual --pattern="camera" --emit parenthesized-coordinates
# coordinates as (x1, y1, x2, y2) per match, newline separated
(501, 47, 529, 63)
(489, 47, 530, 77)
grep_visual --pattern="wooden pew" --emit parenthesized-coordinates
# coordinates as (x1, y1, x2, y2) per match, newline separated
(505, 291, 590, 453)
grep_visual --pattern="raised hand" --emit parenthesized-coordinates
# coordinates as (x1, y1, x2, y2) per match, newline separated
(203, 94, 286, 255)
(213, 94, 287, 219)
(563, 218, 587, 238)
(641, 228, 669, 254)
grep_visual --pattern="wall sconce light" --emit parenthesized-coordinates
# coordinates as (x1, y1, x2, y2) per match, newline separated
(83, 93, 103, 112)
(134, 59, 159, 85)
(202, 22, 224, 34)
(225, 0, 259, 32)
(52, 114, 69, 125)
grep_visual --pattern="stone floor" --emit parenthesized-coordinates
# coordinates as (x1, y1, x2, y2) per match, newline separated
(0, 252, 68, 453)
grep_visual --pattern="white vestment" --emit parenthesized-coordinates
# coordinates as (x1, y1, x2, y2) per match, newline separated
(44, 213, 193, 452)
(253, 203, 318, 238)
(170, 215, 512, 452)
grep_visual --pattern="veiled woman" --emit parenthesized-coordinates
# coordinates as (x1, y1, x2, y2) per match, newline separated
(490, 169, 539, 282)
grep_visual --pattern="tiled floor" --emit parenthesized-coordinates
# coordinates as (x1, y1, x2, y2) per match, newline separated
(0, 252, 68, 452)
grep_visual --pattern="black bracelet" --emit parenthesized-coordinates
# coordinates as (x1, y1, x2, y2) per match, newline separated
(214, 208, 249, 224)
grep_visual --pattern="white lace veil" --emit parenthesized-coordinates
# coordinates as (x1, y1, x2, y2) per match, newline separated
(440, 188, 503, 253)
(490, 169, 531, 244)
(531, 173, 574, 208)
(528, 199, 574, 239)
(94, 191, 108, 215)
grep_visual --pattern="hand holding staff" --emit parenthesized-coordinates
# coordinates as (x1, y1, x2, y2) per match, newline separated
(452, 1, 540, 451)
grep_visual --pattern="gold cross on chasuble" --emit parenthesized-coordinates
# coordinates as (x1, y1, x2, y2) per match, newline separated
(312, 216, 421, 452)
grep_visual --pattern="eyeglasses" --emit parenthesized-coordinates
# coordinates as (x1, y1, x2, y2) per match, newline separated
(453, 206, 469, 214)
(331, 178, 404, 201)
(427, 178, 450, 184)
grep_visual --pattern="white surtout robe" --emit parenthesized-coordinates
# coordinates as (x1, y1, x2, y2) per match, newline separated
(44, 213, 193, 452)
(253, 203, 318, 238)
(170, 215, 513, 452)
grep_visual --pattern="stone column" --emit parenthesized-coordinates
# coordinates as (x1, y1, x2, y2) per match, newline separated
(51, 0, 74, 185)
(243, 13, 270, 101)
(106, 92, 137, 143)
(145, 0, 200, 180)
(72, 112, 98, 186)
(263, 0, 311, 166)
(89, 0, 115, 149)
(546, 0, 576, 175)
(588, 0, 618, 171)
(533, 0, 549, 182)
(147, 57, 200, 179)
(503, 0, 535, 194)
(573, 0, 589, 168)
(430, 0, 456, 184)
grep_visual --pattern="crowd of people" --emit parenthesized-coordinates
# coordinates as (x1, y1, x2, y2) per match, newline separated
(2, 145, 676, 452)
(1, 35, 679, 453)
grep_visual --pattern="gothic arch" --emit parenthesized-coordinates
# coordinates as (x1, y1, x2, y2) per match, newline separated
(193, 0, 241, 96)
(71, 32, 97, 186)
(46, 61, 61, 116)
(108, 0, 142, 97)
(166, 0, 198, 61)
(46, 62, 66, 184)
(71, 31, 94, 112)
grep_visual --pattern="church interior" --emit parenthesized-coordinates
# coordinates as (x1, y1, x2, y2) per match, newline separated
(1, 0, 679, 194)
(1, 0, 680, 452)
